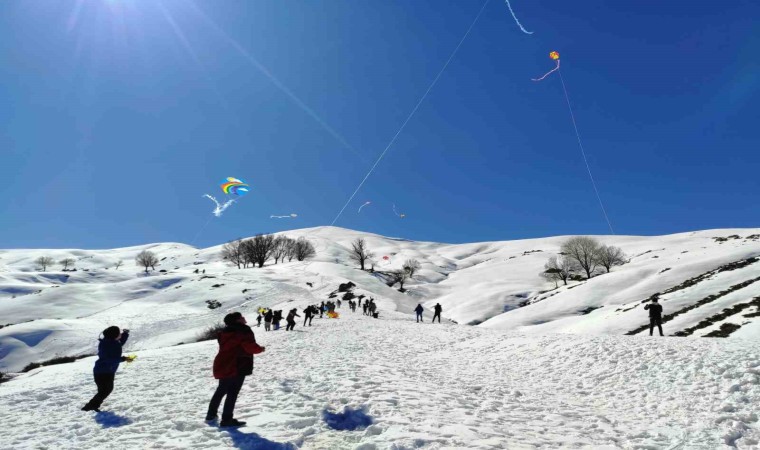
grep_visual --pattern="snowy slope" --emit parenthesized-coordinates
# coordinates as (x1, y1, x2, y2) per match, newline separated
(2, 227, 760, 373)
(1, 311, 759, 449)
(3, 227, 760, 448)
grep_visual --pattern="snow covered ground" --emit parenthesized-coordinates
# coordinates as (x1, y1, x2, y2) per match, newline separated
(2, 226, 760, 448)
(2, 309, 760, 449)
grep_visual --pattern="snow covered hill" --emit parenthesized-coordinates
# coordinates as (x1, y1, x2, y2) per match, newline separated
(2, 226, 760, 373)
(2, 226, 760, 448)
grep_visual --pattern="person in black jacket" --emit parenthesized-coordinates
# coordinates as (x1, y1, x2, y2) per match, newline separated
(285, 308, 301, 331)
(644, 299, 664, 336)
(414, 304, 424, 323)
(432, 303, 442, 323)
(206, 312, 265, 427)
(264, 309, 273, 331)
(303, 306, 315, 326)
(82, 326, 130, 412)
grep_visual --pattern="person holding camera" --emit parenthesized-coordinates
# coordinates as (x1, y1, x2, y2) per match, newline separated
(82, 326, 130, 412)
(644, 298, 664, 336)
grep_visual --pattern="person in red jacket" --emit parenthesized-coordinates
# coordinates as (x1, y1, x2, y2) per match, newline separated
(206, 312, 265, 427)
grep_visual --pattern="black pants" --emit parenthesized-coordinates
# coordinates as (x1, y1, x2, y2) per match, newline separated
(416, 313, 423, 322)
(85, 373, 115, 409)
(432, 312, 441, 323)
(207, 375, 246, 421)
(286, 320, 295, 331)
(650, 317, 664, 336)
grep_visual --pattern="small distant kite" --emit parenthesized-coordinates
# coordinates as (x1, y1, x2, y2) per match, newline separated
(358, 201, 371, 213)
(393, 204, 406, 219)
(205, 177, 250, 217)
(271, 214, 298, 219)
(532, 51, 560, 81)
(504, 0, 533, 35)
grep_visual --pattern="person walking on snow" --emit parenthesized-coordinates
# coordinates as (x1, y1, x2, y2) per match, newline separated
(303, 306, 313, 327)
(264, 309, 273, 332)
(432, 303, 442, 323)
(82, 326, 130, 412)
(206, 312, 265, 427)
(320, 302, 325, 318)
(644, 299, 664, 336)
(286, 308, 301, 331)
(272, 310, 283, 330)
(256, 313, 262, 328)
(414, 304, 424, 323)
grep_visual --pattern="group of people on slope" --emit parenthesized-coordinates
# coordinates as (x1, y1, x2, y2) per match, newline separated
(80, 295, 667, 426)
(414, 303, 442, 323)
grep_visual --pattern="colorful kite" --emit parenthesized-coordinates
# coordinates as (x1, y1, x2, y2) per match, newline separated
(271, 214, 298, 219)
(220, 177, 249, 196)
(358, 201, 371, 213)
(205, 176, 250, 217)
(504, 0, 533, 35)
(532, 51, 560, 81)
(124, 354, 137, 363)
(327, 311, 340, 319)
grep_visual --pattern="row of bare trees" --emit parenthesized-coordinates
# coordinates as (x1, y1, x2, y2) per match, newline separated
(222, 235, 316, 269)
(542, 236, 627, 287)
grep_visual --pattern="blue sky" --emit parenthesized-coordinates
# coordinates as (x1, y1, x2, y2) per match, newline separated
(1, 0, 758, 248)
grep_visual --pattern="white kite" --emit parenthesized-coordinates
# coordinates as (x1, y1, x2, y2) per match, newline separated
(358, 201, 371, 213)
(204, 194, 235, 217)
(393, 203, 406, 219)
(271, 214, 298, 219)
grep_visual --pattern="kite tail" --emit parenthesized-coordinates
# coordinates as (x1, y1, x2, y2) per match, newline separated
(504, 0, 533, 34)
(532, 59, 560, 82)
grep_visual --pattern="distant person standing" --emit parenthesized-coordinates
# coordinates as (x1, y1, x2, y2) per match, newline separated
(264, 309, 273, 332)
(644, 299, 664, 336)
(206, 312, 264, 427)
(432, 303, 442, 323)
(303, 306, 313, 327)
(414, 304, 424, 323)
(82, 326, 130, 412)
(256, 313, 262, 328)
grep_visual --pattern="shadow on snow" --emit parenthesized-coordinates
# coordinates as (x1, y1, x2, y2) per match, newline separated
(322, 406, 373, 431)
(94, 411, 132, 428)
(223, 429, 296, 450)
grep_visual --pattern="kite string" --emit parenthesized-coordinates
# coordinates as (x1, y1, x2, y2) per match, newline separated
(558, 68, 615, 235)
(330, 0, 492, 226)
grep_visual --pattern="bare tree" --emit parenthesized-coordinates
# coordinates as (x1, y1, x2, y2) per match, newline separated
(542, 255, 576, 286)
(136, 250, 159, 273)
(294, 237, 316, 261)
(242, 234, 276, 268)
(596, 245, 627, 273)
(560, 237, 601, 279)
(285, 238, 297, 262)
(114, 260, 123, 270)
(35, 256, 54, 272)
(221, 239, 245, 269)
(349, 238, 374, 271)
(271, 236, 289, 264)
(59, 258, 75, 271)
(389, 269, 410, 291)
(403, 259, 421, 279)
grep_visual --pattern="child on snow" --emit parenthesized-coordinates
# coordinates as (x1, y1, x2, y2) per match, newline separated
(82, 326, 130, 412)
